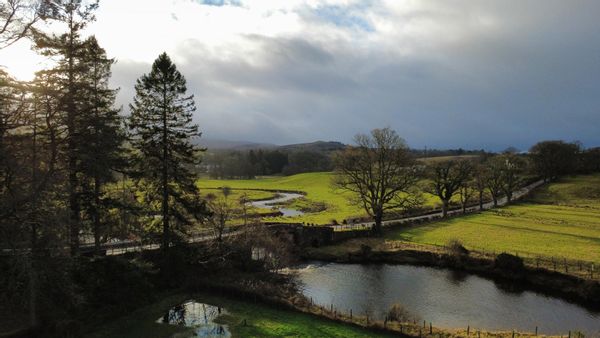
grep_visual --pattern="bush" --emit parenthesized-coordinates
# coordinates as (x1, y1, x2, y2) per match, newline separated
(495, 253, 524, 271)
(387, 303, 412, 322)
(446, 239, 469, 256)
(360, 244, 372, 256)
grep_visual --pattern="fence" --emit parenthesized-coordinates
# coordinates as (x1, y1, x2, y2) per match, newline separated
(302, 297, 571, 338)
(386, 241, 599, 281)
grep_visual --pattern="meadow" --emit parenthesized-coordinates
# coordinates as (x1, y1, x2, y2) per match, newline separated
(197, 172, 444, 224)
(386, 175, 600, 263)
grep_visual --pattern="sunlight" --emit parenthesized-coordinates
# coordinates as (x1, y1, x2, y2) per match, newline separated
(0, 40, 47, 81)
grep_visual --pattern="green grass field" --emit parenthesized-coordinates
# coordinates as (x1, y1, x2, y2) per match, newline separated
(84, 293, 394, 338)
(387, 175, 600, 263)
(197, 172, 443, 224)
(198, 172, 363, 224)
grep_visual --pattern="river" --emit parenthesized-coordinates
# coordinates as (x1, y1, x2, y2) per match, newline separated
(293, 262, 600, 335)
(250, 192, 304, 217)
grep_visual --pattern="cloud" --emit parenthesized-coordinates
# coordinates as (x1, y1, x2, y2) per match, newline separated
(197, 0, 242, 7)
(89, 0, 600, 150)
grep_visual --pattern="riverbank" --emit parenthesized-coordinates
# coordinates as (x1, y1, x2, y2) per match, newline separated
(302, 240, 600, 313)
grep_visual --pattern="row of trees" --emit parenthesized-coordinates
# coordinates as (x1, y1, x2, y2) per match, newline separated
(334, 128, 600, 233)
(205, 148, 332, 178)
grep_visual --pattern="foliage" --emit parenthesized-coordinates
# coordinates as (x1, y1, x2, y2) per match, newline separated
(529, 140, 581, 182)
(495, 253, 525, 271)
(446, 239, 469, 257)
(128, 52, 208, 252)
(386, 303, 414, 322)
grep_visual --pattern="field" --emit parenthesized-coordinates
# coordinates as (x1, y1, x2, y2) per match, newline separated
(198, 172, 363, 224)
(386, 175, 600, 263)
(197, 172, 443, 224)
(84, 293, 395, 338)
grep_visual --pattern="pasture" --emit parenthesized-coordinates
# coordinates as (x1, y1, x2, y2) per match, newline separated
(197, 172, 365, 224)
(387, 175, 600, 263)
(197, 172, 445, 224)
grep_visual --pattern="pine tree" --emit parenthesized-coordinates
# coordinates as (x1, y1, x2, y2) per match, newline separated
(78, 36, 125, 254)
(33, 0, 98, 255)
(128, 52, 206, 254)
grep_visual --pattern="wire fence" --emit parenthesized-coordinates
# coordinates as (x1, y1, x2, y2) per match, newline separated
(386, 240, 599, 281)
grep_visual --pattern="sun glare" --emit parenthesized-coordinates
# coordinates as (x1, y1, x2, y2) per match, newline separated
(0, 40, 47, 81)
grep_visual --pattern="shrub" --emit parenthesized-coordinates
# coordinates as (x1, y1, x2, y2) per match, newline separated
(387, 303, 412, 322)
(360, 244, 372, 256)
(495, 253, 524, 271)
(447, 239, 469, 256)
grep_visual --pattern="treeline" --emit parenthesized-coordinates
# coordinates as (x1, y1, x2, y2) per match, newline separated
(429, 140, 600, 216)
(1, 1, 210, 332)
(334, 129, 600, 233)
(203, 149, 333, 178)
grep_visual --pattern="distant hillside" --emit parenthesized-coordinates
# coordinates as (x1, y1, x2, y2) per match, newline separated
(198, 138, 277, 151)
(199, 138, 346, 153)
(278, 141, 346, 153)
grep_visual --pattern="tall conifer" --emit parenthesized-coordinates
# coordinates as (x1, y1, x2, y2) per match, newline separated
(128, 53, 206, 254)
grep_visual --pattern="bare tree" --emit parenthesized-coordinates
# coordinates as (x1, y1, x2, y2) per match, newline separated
(205, 187, 234, 242)
(427, 159, 473, 217)
(333, 127, 422, 234)
(0, 0, 43, 48)
(238, 192, 250, 227)
(484, 158, 504, 207)
(498, 153, 525, 204)
(473, 163, 487, 211)
(458, 181, 475, 214)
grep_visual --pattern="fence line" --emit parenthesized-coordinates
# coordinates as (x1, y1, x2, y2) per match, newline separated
(387, 240, 599, 281)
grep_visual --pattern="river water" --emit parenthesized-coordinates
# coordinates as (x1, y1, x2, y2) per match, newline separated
(293, 262, 600, 335)
(250, 192, 304, 217)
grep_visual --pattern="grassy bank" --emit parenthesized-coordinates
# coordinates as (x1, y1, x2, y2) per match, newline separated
(84, 293, 397, 338)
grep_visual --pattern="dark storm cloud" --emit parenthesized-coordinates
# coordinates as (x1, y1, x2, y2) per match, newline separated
(110, 1, 600, 150)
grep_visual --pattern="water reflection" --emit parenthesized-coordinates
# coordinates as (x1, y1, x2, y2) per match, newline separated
(293, 262, 600, 335)
(250, 193, 304, 217)
(157, 301, 231, 338)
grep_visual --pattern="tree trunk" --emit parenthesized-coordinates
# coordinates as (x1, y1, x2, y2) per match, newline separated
(442, 199, 449, 217)
(161, 88, 169, 255)
(506, 191, 512, 204)
(29, 220, 38, 329)
(93, 175, 101, 255)
(461, 202, 467, 214)
(478, 191, 483, 211)
(492, 195, 498, 207)
(27, 256, 37, 329)
(373, 212, 383, 235)
(67, 16, 79, 257)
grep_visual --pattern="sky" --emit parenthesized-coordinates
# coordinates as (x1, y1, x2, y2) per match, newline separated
(1, 0, 600, 151)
